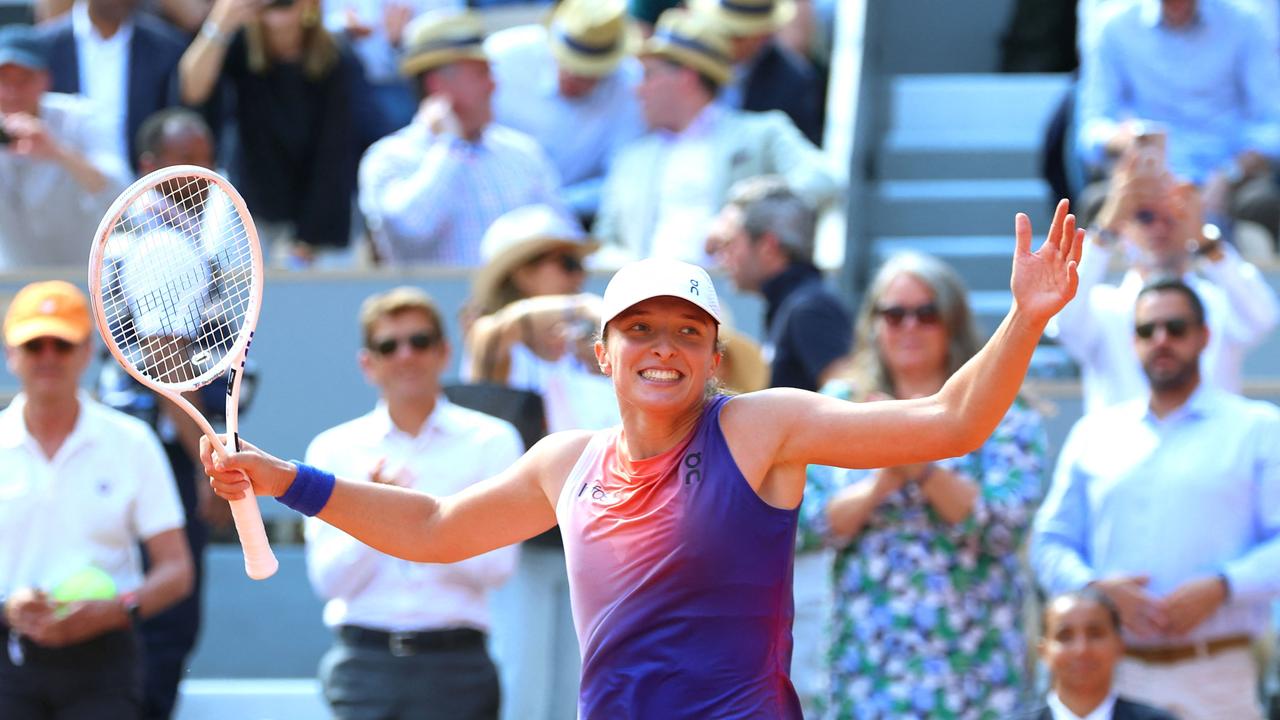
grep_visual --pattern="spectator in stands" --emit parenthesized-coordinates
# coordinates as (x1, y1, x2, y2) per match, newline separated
(37, 0, 188, 173)
(463, 204, 609, 720)
(36, 0, 212, 35)
(324, 0, 459, 142)
(487, 0, 645, 224)
(1033, 278, 1280, 720)
(693, 0, 824, 144)
(359, 9, 564, 266)
(593, 9, 837, 265)
(1048, 153, 1279, 413)
(1011, 588, 1178, 720)
(0, 24, 129, 270)
(709, 175, 850, 391)
(179, 0, 362, 267)
(96, 107, 228, 720)
(1076, 0, 1280, 244)
(798, 252, 1047, 718)
(0, 280, 193, 719)
(304, 286, 519, 720)
(626, 0, 679, 35)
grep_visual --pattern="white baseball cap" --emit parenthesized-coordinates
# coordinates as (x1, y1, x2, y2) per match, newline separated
(599, 258, 722, 333)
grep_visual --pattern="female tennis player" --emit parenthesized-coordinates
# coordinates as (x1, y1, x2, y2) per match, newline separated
(204, 201, 1083, 719)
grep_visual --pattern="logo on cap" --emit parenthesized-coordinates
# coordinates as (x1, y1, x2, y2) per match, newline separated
(689, 279, 700, 296)
(39, 300, 56, 315)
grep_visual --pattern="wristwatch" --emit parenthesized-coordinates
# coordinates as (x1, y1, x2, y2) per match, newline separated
(1192, 223, 1224, 261)
(119, 591, 141, 626)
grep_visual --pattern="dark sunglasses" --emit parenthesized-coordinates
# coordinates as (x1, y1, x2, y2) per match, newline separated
(369, 331, 441, 357)
(1134, 208, 1158, 225)
(533, 252, 584, 274)
(1134, 318, 1195, 340)
(20, 337, 76, 354)
(875, 303, 941, 327)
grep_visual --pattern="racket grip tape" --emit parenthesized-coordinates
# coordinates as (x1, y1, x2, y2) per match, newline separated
(229, 487, 279, 580)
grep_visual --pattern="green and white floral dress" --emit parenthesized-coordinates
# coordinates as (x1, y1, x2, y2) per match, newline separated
(798, 381, 1048, 719)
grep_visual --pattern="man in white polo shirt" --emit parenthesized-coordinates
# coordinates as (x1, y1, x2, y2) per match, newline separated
(0, 280, 192, 718)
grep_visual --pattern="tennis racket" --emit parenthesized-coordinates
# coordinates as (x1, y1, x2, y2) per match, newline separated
(88, 165, 278, 580)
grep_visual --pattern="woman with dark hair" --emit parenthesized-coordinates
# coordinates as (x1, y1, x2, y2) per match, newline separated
(799, 252, 1049, 719)
(178, 0, 362, 266)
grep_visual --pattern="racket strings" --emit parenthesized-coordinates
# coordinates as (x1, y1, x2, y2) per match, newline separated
(96, 176, 257, 387)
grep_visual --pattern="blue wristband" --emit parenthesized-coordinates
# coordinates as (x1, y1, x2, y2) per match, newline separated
(276, 463, 336, 517)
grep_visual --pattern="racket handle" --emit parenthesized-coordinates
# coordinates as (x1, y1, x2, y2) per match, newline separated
(229, 475, 279, 580)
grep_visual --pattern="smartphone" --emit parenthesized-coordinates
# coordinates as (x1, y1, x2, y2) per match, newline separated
(1132, 121, 1167, 177)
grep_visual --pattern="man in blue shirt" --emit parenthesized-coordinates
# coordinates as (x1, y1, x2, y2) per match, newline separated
(1076, 0, 1280, 246)
(1032, 277, 1280, 720)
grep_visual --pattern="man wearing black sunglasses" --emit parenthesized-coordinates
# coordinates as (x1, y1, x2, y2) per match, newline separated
(301, 286, 522, 720)
(1033, 278, 1280, 720)
(0, 280, 193, 719)
(1048, 153, 1278, 414)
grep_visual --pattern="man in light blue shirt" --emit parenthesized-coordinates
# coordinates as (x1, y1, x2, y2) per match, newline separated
(1032, 277, 1280, 720)
(487, 0, 645, 222)
(1076, 0, 1280, 243)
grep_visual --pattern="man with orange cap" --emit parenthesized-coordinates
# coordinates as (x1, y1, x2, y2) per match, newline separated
(0, 280, 192, 719)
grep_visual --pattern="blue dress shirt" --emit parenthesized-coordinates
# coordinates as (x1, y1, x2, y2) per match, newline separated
(1077, 0, 1280, 181)
(1032, 386, 1280, 646)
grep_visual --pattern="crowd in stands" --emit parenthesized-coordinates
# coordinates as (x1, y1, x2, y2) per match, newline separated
(2, 0, 1280, 719)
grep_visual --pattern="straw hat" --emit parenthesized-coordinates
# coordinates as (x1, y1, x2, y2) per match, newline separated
(474, 205, 599, 312)
(717, 327, 769, 393)
(400, 9, 487, 77)
(690, 0, 797, 36)
(549, 0, 642, 78)
(639, 9, 733, 87)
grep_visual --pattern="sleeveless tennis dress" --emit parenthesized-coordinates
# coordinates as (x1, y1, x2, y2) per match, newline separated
(557, 395, 803, 719)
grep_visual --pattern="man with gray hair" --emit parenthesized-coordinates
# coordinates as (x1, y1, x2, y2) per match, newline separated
(708, 174, 851, 390)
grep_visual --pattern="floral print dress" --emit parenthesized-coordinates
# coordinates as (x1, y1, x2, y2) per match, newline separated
(797, 382, 1048, 719)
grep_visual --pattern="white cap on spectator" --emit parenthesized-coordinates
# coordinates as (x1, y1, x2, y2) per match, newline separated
(599, 258, 722, 333)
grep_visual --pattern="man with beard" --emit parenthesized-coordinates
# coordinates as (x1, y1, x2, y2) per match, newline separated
(1032, 278, 1280, 720)
(1047, 150, 1278, 414)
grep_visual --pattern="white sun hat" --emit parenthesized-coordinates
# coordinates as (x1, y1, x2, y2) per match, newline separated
(599, 257, 723, 333)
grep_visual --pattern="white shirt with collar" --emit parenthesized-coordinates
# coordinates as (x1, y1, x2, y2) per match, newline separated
(1048, 691, 1118, 720)
(649, 103, 724, 265)
(0, 392, 183, 596)
(1047, 239, 1280, 414)
(303, 397, 522, 632)
(71, 0, 133, 167)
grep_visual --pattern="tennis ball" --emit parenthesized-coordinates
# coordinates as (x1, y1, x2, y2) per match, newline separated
(50, 566, 118, 603)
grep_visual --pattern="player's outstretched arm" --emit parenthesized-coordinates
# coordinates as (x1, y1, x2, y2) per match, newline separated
(753, 199, 1083, 472)
(202, 432, 589, 563)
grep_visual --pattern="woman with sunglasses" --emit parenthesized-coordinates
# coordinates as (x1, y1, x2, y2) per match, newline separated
(798, 252, 1049, 719)
(203, 204, 1081, 719)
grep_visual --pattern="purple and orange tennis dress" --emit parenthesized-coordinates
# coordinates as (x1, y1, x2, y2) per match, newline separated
(557, 394, 804, 719)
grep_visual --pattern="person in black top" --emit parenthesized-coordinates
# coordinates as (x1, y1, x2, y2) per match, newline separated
(708, 174, 851, 391)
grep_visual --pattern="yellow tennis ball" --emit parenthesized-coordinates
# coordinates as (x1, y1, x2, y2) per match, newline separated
(51, 566, 118, 603)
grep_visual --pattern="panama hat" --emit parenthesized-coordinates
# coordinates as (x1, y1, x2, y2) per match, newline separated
(549, 0, 642, 78)
(639, 9, 733, 87)
(400, 9, 487, 77)
(691, 0, 796, 36)
(717, 326, 769, 393)
(474, 205, 599, 313)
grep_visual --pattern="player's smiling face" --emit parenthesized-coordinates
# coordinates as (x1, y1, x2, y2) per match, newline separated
(595, 296, 720, 413)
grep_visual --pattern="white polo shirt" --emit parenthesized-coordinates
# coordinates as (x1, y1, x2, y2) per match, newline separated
(304, 397, 522, 632)
(0, 392, 183, 596)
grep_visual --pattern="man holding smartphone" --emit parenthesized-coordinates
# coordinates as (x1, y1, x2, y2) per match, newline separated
(1076, 0, 1280, 248)
(0, 24, 129, 270)
(1049, 149, 1279, 413)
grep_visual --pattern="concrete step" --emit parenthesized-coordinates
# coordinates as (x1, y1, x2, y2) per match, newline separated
(870, 179, 1053, 236)
(874, 235, 1013, 291)
(877, 145, 1040, 181)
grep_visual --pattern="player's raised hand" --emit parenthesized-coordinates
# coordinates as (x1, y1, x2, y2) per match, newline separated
(1010, 198, 1083, 324)
(201, 435, 297, 501)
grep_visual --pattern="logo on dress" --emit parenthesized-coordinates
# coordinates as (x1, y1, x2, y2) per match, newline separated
(683, 452, 702, 485)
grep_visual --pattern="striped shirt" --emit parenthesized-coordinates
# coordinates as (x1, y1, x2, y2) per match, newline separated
(358, 121, 564, 266)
